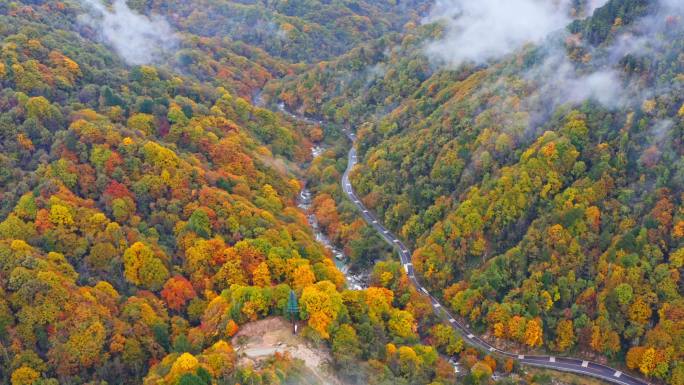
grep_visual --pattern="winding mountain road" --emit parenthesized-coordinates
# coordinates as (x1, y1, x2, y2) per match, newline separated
(338, 129, 650, 385)
(262, 92, 651, 385)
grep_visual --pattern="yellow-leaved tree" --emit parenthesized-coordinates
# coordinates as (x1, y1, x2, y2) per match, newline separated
(123, 242, 169, 291)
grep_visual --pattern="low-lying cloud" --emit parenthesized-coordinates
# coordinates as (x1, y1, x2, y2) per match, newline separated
(525, 41, 624, 106)
(78, 0, 178, 65)
(424, 0, 608, 67)
(519, 0, 683, 135)
(425, 0, 684, 114)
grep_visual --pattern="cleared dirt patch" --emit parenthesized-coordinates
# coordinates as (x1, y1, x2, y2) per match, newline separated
(231, 317, 345, 385)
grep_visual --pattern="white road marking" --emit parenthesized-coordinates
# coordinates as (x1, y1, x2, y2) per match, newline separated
(549, 357, 556, 363)
(582, 361, 589, 368)
(614, 371, 622, 378)
(421, 288, 429, 294)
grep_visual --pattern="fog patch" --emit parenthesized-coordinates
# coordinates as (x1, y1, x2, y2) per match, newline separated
(78, 0, 179, 65)
(525, 48, 623, 113)
(531, 0, 683, 112)
(424, 0, 608, 68)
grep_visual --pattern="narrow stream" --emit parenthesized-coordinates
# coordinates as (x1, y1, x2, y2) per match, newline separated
(253, 91, 367, 289)
(296, 179, 366, 290)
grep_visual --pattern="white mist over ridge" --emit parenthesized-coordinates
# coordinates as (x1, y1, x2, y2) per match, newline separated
(424, 0, 684, 113)
(424, 0, 608, 67)
(522, 47, 624, 119)
(78, 0, 178, 65)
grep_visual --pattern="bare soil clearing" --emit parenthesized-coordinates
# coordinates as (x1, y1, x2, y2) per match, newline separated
(231, 317, 345, 385)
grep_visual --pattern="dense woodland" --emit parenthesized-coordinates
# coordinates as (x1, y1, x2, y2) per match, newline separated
(142, 0, 432, 63)
(269, 0, 684, 384)
(1, 0, 682, 385)
(0, 1, 500, 385)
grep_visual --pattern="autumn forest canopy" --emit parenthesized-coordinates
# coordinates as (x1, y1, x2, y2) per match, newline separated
(0, 1, 682, 385)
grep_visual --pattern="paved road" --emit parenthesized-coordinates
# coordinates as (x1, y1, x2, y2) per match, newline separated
(338, 129, 650, 385)
(263, 95, 651, 385)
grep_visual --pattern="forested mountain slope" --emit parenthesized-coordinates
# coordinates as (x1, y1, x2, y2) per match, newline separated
(0, 1, 473, 385)
(146, 0, 431, 63)
(268, 0, 684, 383)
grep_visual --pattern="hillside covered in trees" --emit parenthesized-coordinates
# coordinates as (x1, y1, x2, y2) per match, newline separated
(0, 1, 488, 385)
(268, 0, 684, 384)
(2, 0, 683, 385)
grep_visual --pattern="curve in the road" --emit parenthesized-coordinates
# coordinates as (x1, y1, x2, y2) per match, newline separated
(338, 129, 650, 385)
